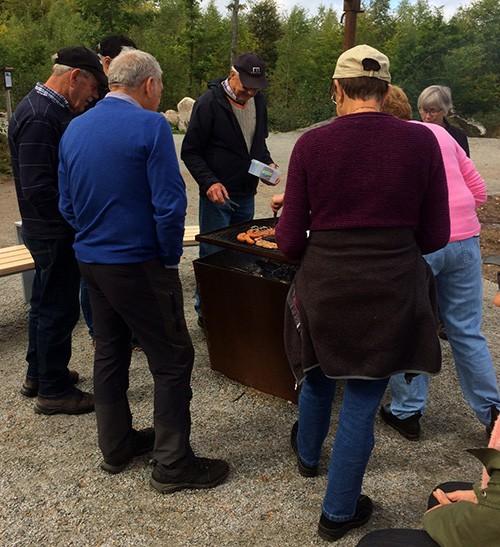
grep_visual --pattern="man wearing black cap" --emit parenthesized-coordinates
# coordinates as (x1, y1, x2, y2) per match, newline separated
(8, 46, 105, 414)
(181, 52, 276, 323)
(96, 34, 137, 75)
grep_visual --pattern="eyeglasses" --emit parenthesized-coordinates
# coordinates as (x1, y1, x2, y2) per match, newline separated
(419, 108, 442, 115)
(330, 81, 337, 105)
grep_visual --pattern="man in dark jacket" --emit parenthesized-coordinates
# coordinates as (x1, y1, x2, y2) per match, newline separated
(8, 46, 106, 414)
(181, 53, 276, 321)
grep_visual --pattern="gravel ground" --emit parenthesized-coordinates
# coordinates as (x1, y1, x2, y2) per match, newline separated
(0, 133, 499, 546)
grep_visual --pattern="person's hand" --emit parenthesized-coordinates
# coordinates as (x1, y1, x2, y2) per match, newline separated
(270, 193, 284, 214)
(206, 182, 229, 205)
(445, 490, 478, 504)
(426, 488, 478, 513)
(269, 163, 281, 186)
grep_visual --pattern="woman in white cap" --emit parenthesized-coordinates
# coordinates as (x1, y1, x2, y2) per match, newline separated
(275, 45, 450, 541)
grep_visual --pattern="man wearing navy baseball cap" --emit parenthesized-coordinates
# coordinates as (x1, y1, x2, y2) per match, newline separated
(181, 52, 278, 326)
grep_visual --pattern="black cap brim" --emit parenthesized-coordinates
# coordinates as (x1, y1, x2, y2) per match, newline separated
(88, 68, 108, 88)
(237, 71, 268, 90)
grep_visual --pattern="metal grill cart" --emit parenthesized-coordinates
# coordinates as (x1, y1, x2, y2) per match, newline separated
(194, 218, 298, 403)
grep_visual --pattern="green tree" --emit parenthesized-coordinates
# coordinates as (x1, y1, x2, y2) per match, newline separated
(247, 0, 282, 71)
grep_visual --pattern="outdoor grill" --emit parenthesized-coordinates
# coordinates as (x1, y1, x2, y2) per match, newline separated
(194, 218, 298, 402)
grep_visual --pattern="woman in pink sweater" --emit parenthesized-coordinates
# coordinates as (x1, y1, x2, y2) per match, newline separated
(381, 86, 500, 441)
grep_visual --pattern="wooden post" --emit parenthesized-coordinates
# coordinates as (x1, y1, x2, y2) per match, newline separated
(5, 89, 12, 122)
(3, 68, 13, 122)
(342, 0, 363, 51)
(228, 0, 241, 65)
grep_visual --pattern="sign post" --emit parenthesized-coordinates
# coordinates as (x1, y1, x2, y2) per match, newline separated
(3, 67, 14, 122)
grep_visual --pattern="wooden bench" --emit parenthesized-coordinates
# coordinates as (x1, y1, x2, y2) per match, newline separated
(0, 245, 34, 277)
(183, 225, 200, 247)
(0, 225, 200, 279)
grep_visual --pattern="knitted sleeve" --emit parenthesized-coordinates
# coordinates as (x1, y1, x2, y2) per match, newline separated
(275, 135, 311, 260)
(148, 115, 187, 266)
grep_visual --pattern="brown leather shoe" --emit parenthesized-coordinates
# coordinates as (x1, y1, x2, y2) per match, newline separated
(34, 388, 94, 415)
(21, 370, 80, 398)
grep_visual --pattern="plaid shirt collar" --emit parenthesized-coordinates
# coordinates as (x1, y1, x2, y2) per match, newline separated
(35, 82, 70, 110)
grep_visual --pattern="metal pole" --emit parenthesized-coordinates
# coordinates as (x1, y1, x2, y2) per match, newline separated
(5, 89, 12, 122)
(342, 0, 363, 51)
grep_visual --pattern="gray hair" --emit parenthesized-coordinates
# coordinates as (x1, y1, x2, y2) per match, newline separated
(417, 85, 453, 115)
(107, 49, 162, 88)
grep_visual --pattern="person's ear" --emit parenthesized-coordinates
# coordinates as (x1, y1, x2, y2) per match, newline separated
(334, 80, 344, 104)
(101, 56, 112, 75)
(68, 68, 81, 88)
(382, 84, 392, 106)
(144, 77, 155, 97)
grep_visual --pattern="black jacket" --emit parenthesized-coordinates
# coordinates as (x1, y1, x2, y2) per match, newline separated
(181, 79, 273, 196)
(444, 118, 470, 157)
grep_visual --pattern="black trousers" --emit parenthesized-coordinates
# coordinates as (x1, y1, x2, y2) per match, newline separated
(79, 260, 195, 467)
(356, 481, 473, 547)
(24, 236, 80, 397)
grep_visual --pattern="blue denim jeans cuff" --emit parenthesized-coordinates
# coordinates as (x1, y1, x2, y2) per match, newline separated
(322, 506, 356, 523)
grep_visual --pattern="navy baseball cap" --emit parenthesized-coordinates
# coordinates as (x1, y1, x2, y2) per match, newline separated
(234, 53, 268, 89)
(54, 46, 107, 87)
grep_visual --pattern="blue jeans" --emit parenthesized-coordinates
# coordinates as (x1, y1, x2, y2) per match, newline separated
(388, 237, 500, 425)
(80, 279, 94, 338)
(297, 367, 388, 521)
(195, 194, 255, 315)
(23, 236, 81, 397)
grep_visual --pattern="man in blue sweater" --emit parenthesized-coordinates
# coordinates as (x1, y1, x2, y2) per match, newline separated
(9, 46, 105, 414)
(59, 49, 229, 490)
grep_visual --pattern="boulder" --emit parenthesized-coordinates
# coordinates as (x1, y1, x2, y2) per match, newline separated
(164, 109, 180, 127)
(449, 115, 486, 137)
(177, 97, 195, 132)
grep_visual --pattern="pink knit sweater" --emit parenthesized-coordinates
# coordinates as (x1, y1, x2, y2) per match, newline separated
(411, 122, 486, 243)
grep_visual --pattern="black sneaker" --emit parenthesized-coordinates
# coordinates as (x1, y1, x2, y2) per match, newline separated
(150, 456, 229, 494)
(290, 421, 318, 477)
(437, 321, 448, 341)
(318, 495, 373, 541)
(486, 406, 500, 439)
(101, 427, 155, 474)
(197, 316, 205, 330)
(379, 406, 421, 441)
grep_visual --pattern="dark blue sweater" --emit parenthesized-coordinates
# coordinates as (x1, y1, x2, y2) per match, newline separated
(9, 87, 74, 238)
(58, 97, 187, 266)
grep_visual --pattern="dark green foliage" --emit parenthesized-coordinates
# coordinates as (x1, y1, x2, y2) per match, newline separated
(0, 134, 11, 176)
(247, 0, 282, 71)
(0, 0, 498, 132)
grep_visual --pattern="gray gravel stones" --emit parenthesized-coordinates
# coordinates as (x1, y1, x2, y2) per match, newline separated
(1, 251, 499, 546)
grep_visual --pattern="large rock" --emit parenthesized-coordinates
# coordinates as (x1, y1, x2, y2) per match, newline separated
(164, 109, 179, 127)
(449, 115, 486, 137)
(177, 97, 195, 132)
